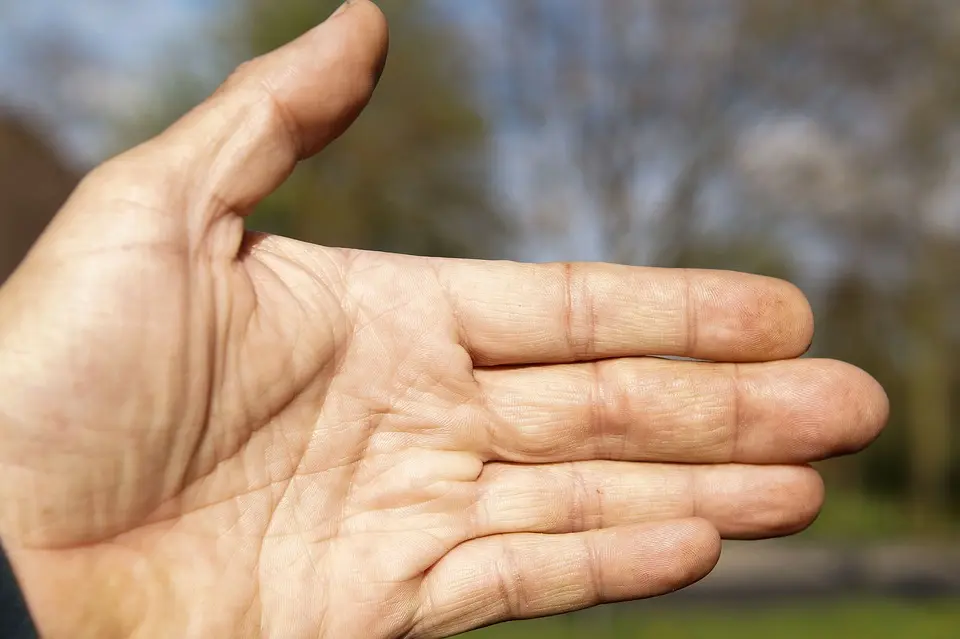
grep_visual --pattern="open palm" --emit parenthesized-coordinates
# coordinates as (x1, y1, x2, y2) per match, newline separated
(0, 3, 887, 638)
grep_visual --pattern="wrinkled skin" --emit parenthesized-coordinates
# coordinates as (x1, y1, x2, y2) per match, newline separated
(0, 3, 888, 638)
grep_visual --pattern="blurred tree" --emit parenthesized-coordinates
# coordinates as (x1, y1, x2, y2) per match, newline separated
(734, 0, 960, 529)
(487, 1, 739, 266)
(124, 0, 510, 259)
(485, 0, 960, 530)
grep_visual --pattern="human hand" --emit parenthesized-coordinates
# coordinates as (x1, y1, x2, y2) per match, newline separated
(0, 2, 887, 637)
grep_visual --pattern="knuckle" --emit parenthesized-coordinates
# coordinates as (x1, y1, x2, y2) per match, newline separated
(557, 262, 597, 359)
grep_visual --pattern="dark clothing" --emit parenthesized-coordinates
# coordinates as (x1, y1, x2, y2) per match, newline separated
(0, 542, 37, 639)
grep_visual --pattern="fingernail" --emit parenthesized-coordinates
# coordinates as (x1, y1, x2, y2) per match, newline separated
(331, 0, 355, 19)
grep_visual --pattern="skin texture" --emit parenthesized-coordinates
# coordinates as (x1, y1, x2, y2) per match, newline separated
(0, 2, 888, 638)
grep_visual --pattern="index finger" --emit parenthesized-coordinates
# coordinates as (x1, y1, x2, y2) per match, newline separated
(438, 260, 814, 366)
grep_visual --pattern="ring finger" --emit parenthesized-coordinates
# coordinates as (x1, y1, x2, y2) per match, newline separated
(471, 461, 824, 541)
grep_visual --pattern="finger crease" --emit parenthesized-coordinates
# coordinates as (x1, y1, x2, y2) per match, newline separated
(729, 363, 744, 461)
(582, 535, 605, 606)
(589, 361, 608, 460)
(683, 269, 699, 355)
(561, 263, 597, 360)
(256, 80, 305, 161)
(571, 465, 590, 533)
(497, 538, 527, 618)
(689, 467, 703, 520)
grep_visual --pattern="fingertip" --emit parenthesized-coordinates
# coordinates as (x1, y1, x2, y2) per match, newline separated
(679, 517, 723, 570)
(690, 271, 817, 363)
(859, 366, 891, 448)
(785, 279, 816, 358)
(637, 518, 722, 590)
(282, 0, 390, 155)
(334, 0, 390, 42)
(795, 465, 826, 532)
(748, 275, 816, 361)
(802, 359, 889, 458)
(752, 465, 826, 538)
(328, 0, 390, 83)
(840, 361, 889, 455)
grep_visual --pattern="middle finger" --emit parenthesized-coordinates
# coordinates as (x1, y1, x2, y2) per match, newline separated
(474, 357, 887, 465)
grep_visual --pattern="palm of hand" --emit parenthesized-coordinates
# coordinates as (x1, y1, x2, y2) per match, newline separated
(0, 3, 887, 639)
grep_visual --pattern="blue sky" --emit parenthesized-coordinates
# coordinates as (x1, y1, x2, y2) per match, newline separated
(0, 0, 484, 163)
(0, 0, 221, 162)
(0, 0, 217, 71)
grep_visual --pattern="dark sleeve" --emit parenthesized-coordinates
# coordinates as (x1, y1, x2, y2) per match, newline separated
(0, 541, 38, 639)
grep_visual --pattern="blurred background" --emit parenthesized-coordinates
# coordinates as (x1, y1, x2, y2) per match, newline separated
(2, 0, 960, 636)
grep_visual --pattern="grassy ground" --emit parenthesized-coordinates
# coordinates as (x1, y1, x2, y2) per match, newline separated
(462, 599, 960, 639)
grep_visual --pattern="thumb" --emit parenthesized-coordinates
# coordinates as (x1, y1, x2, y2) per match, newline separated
(161, 0, 389, 218)
(49, 0, 388, 253)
